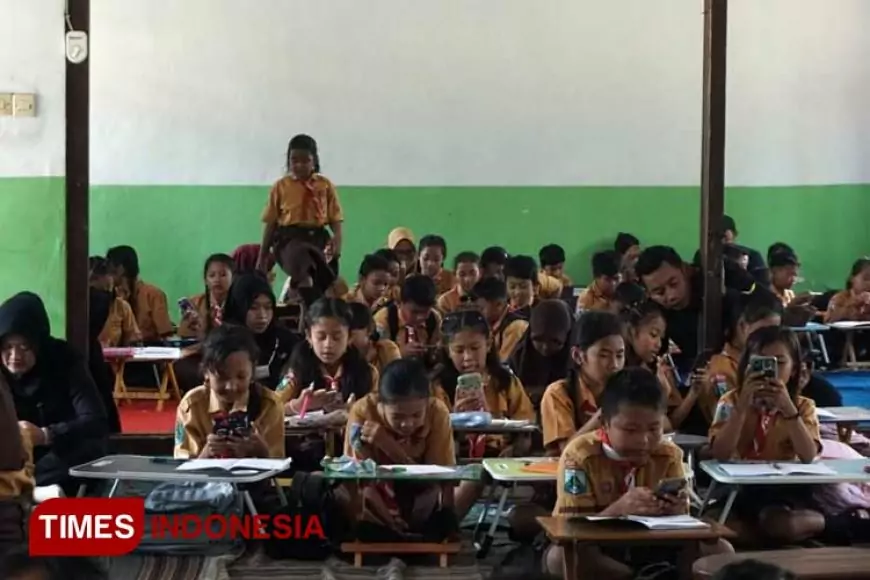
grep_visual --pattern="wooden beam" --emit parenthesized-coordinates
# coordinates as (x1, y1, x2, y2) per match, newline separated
(699, 0, 728, 354)
(65, 0, 90, 354)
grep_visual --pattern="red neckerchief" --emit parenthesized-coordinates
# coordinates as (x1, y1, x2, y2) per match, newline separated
(211, 301, 223, 326)
(749, 410, 777, 459)
(598, 429, 638, 494)
(323, 373, 340, 392)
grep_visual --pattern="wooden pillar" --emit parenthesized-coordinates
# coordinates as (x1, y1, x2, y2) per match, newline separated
(65, 0, 90, 354)
(699, 0, 728, 354)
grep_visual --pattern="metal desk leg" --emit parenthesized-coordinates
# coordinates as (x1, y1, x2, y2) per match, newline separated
(696, 480, 716, 518)
(242, 490, 259, 516)
(817, 332, 831, 366)
(107, 479, 121, 498)
(718, 487, 739, 524)
(471, 484, 498, 545)
(275, 479, 288, 507)
(476, 485, 511, 558)
(76, 484, 87, 498)
(563, 540, 579, 580)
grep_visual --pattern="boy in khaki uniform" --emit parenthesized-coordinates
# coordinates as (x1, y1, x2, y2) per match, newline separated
(547, 367, 731, 578)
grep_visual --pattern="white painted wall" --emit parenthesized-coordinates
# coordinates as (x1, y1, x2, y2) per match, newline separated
(83, 0, 867, 187)
(0, 0, 65, 177)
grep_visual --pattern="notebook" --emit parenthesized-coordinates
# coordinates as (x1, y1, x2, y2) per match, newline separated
(176, 458, 292, 472)
(718, 462, 837, 477)
(583, 515, 709, 530)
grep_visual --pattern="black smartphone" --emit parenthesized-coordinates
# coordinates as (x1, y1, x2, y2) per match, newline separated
(212, 414, 231, 437)
(654, 477, 687, 499)
(228, 412, 251, 437)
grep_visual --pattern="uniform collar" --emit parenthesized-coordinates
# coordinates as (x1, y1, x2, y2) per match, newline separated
(723, 343, 741, 361)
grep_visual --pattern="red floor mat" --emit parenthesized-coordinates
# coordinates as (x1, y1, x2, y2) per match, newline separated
(118, 401, 178, 434)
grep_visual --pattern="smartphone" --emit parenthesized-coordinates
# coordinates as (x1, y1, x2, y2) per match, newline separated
(749, 355, 778, 378)
(455, 373, 485, 411)
(228, 412, 251, 437)
(212, 414, 231, 437)
(654, 477, 687, 499)
(178, 297, 196, 317)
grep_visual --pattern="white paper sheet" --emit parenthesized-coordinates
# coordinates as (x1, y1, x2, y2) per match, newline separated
(583, 515, 709, 529)
(380, 464, 456, 475)
(176, 458, 291, 472)
(830, 321, 870, 329)
(719, 462, 836, 477)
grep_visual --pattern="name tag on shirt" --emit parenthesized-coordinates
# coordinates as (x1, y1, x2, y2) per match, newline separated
(255, 365, 270, 380)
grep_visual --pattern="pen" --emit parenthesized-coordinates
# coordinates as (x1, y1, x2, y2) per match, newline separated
(298, 385, 314, 420)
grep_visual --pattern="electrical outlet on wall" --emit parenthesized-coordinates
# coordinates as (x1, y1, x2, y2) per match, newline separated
(0, 93, 11, 117)
(12, 93, 36, 117)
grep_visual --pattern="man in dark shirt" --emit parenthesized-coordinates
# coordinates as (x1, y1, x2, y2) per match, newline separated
(692, 215, 768, 286)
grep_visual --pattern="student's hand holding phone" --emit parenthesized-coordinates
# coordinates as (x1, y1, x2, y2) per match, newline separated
(658, 490, 690, 515)
(400, 340, 426, 358)
(201, 434, 233, 458)
(738, 371, 769, 412)
(182, 310, 201, 332)
(228, 425, 268, 458)
(762, 380, 798, 417)
(688, 367, 709, 395)
(610, 487, 664, 517)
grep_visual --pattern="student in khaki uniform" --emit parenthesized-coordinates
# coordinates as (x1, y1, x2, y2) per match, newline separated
(701, 294, 782, 423)
(278, 298, 378, 415)
(473, 277, 528, 362)
(373, 275, 442, 365)
(480, 246, 509, 281)
(537, 244, 569, 300)
(825, 258, 870, 323)
(615, 232, 641, 284)
(541, 311, 625, 455)
(106, 245, 174, 342)
(708, 326, 846, 544)
(0, 376, 31, 555)
(89, 256, 142, 347)
(348, 302, 401, 376)
(344, 358, 459, 541)
(387, 227, 417, 284)
(416, 235, 456, 296)
(437, 251, 481, 314)
(257, 134, 343, 271)
(546, 368, 731, 578)
(577, 250, 623, 313)
(174, 325, 285, 459)
(504, 255, 539, 316)
(373, 248, 403, 304)
(621, 299, 694, 431)
(178, 254, 235, 340)
(345, 254, 392, 311)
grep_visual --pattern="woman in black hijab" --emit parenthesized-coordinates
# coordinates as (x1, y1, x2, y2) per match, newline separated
(223, 275, 300, 389)
(0, 292, 108, 496)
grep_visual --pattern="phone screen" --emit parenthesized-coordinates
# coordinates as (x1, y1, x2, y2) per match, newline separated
(655, 477, 687, 498)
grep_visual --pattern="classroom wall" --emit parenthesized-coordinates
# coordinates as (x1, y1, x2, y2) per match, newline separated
(0, 0, 66, 331)
(9, 1, 870, 327)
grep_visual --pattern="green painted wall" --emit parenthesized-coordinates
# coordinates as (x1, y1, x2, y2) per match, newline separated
(89, 184, 870, 315)
(0, 178, 66, 332)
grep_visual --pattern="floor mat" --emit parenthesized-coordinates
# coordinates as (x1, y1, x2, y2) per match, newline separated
(119, 400, 177, 434)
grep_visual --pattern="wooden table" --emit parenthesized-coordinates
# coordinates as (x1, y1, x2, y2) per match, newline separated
(537, 516, 735, 580)
(104, 347, 183, 411)
(692, 547, 870, 580)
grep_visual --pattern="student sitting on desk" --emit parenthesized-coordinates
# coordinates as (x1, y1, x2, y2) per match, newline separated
(708, 326, 837, 544)
(232, 243, 275, 284)
(348, 302, 401, 376)
(577, 250, 622, 313)
(106, 245, 174, 343)
(386, 227, 417, 283)
(614, 232, 641, 284)
(1, 292, 108, 497)
(539, 244, 573, 298)
(436, 252, 481, 315)
(417, 235, 455, 296)
(345, 254, 392, 311)
(373, 275, 442, 364)
(508, 300, 573, 413)
(541, 311, 625, 456)
(480, 246, 509, 281)
(700, 293, 783, 424)
(174, 325, 285, 459)
(546, 367, 732, 578)
(279, 298, 377, 415)
(824, 257, 870, 323)
(344, 358, 459, 541)
(178, 253, 235, 340)
(89, 256, 141, 347)
(223, 274, 299, 390)
(504, 255, 539, 317)
(257, 134, 342, 271)
(474, 277, 528, 363)
(620, 298, 696, 431)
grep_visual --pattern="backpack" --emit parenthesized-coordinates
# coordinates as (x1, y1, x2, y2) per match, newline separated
(383, 302, 438, 343)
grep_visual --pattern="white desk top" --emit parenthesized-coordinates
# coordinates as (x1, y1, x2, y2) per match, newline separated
(790, 322, 831, 332)
(667, 433, 709, 449)
(482, 457, 559, 482)
(69, 454, 290, 484)
(700, 459, 870, 485)
(817, 406, 870, 423)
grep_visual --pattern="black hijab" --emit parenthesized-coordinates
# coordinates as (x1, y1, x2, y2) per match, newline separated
(223, 275, 299, 388)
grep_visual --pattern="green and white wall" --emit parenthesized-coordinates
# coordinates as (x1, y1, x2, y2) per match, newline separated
(5, 0, 870, 330)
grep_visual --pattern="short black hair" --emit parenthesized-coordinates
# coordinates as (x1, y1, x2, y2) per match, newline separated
(473, 277, 508, 302)
(453, 251, 480, 269)
(769, 250, 800, 269)
(374, 248, 400, 266)
(600, 367, 665, 421)
(572, 310, 623, 350)
(481, 246, 509, 268)
(89, 255, 108, 278)
(592, 250, 621, 278)
(504, 255, 538, 282)
(400, 275, 437, 307)
(722, 214, 738, 236)
(723, 244, 748, 262)
(305, 297, 352, 329)
(635, 246, 683, 280)
(613, 282, 646, 307)
(614, 233, 640, 255)
(539, 244, 566, 267)
(347, 301, 373, 331)
(286, 134, 320, 173)
(201, 324, 260, 374)
(106, 245, 140, 278)
(739, 291, 784, 325)
(711, 560, 796, 580)
(378, 358, 431, 402)
(767, 242, 795, 263)
(418, 234, 447, 255)
(358, 253, 391, 278)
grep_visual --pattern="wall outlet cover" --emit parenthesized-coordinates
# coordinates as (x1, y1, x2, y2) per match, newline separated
(12, 93, 36, 117)
(0, 93, 12, 116)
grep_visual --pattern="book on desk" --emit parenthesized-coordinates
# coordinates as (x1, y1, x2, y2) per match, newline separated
(717, 462, 837, 477)
(578, 515, 709, 530)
